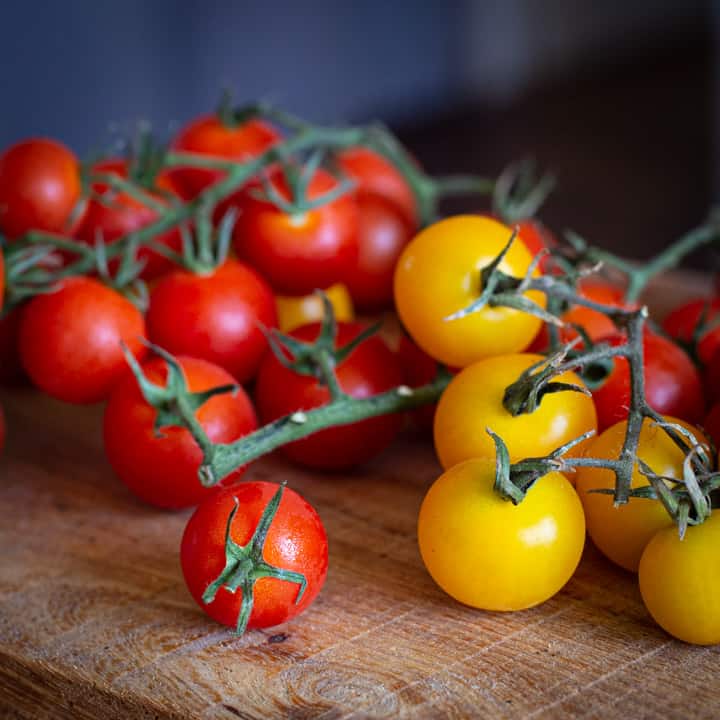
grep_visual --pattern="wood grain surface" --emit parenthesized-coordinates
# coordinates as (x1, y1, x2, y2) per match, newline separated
(1, 272, 718, 720)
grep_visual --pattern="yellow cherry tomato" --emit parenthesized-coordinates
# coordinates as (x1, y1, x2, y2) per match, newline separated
(276, 283, 354, 333)
(393, 215, 545, 367)
(418, 458, 585, 611)
(433, 353, 597, 470)
(639, 512, 720, 645)
(575, 416, 707, 573)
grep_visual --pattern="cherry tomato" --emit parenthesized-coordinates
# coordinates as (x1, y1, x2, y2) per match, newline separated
(515, 218, 557, 273)
(397, 334, 442, 431)
(639, 512, 720, 645)
(418, 458, 585, 611)
(104, 356, 257, 509)
(276, 283, 353, 333)
(169, 114, 281, 200)
(0, 308, 25, 384)
(702, 347, 720, 405)
(702, 401, 720, 450)
(575, 416, 707, 572)
(662, 297, 720, 365)
(146, 260, 277, 384)
(434, 353, 597, 470)
(0, 138, 84, 239)
(74, 159, 182, 280)
(255, 322, 403, 469)
(394, 215, 545, 368)
(181, 481, 328, 632)
(345, 192, 414, 311)
(19, 277, 147, 404)
(336, 147, 417, 225)
(232, 169, 359, 296)
(592, 331, 704, 432)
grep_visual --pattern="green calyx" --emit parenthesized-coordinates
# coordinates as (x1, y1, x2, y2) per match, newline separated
(202, 482, 307, 635)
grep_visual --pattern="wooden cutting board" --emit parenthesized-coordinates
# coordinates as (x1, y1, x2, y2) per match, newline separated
(1, 270, 719, 720)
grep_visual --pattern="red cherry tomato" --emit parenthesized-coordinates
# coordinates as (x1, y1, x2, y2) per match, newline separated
(169, 114, 281, 200)
(232, 169, 359, 296)
(662, 297, 720, 365)
(592, 331, 704, 431)
(104, 356, 257, 509)
(255, 322, 404, 469)
(19, 277, 147, 404)
(0, 309, 25, 384)
(345, 192, 414, 311)
(181, 481, 328, 632)
(0, 138, 84, 238)
(146, 260, 277, 383)
(74, 159, 182, 280)
(515, 218, 557, 273)
(336, 147, 417, 225)
(397, 333, 442, 431)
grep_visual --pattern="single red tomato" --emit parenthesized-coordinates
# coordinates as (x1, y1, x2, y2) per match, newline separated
(74, 159, 182, 280)
(515, 218, 557, 273)
(345, 192, 414, 311)
(702, 401, 720, 451)
(19, 277, 147, 404)
(397, 333, 442, 431)
(181, 481, 328, 633)
(0, 138, 84, 238)
(146, 260, 277, 383)
(169, 114, 281, 200)
(255, 322, 404, 469)
(336, 147, 417, 225)
(0, 308, 25, 384)
(592, 330, 704, 431)
(663, 297, 720, 365)
(104, 356, 257, 509)
(232, 169, 359, 296)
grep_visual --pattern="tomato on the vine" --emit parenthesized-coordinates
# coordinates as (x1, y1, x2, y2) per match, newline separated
(418, 458, 585, 611)
(181, 481, 328, 632)
(394, 215, 545, 368)
(232, 168, 359, 296)
(662, 297, 720, 365)
(575, 416, 708, 572)
(19, 277, 147, 404)
(397, 334, 443, 431)
(0, 138, 84, 238)
(433, 353, 597, 470)
(276, 283, 353, 333)
(104, 356, 257, 509)
(255, 322, 404, 469)
(146, 260, 277, 384)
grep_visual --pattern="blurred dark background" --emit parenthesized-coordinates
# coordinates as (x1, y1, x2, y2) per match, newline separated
(0, 0, 715, 262)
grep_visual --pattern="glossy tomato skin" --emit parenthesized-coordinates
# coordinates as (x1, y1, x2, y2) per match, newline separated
(181, 481, 328, 631)
(345, 192, 414, 311)
(276, 283, 353, 334)
(169, 114, 281, 200)
(255, 322, 404, 469)
(74, 159, 182, 280)
(337, 147, 417, 226)
(434, 353, 597, 470)
(592, 331, 704, 432)
(232, 169, 359, 296)
(394, 215, 545, 368)
(19, 277, 147, 404)
(146, 260, 277, 384)
(576, 416, 707, 572)
(418, 458, 585, 611)
(104, 356, 257, 509)
(639, 512, 720, 645)
(0, 138, 83, 238)
(662, 297, 720, 365)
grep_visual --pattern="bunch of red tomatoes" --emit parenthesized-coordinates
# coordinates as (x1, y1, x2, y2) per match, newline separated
(0, 104, 719, 644)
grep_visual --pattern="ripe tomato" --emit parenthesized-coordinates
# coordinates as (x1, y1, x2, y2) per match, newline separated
(662, 297, 720, 365)
(0, 309, 25, 384)
(19, 277, 147, 404)
(702, 401, 720, 450)
(181, 481, 328, 632)
(575, 416, 707, 572)
(255, 322, 404, 469)
(74, 159, 182, 280)
(433, 353, 597, 470)
(394, 215, 545, 368)
(232, 169, 359, 296)
(104, 356, 257, 509)
(146, 260, 277, 384)
(591, 331, 704, 432)
(515, 218, 557, 274)
(336, 147, 417, 225)
(397, 334, 442, 431)
(0, 138, 84, 239)
(345, 192, 414, 311)
(418, 458, 585, 611)
(169, 114, 281, 199)
(276, 283, 353, 333)
(639, 512, 720, 645)
(702, 347, 720, 405)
